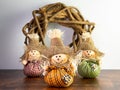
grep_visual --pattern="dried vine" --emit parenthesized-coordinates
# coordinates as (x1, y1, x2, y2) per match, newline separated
(22, 2, 95, 52)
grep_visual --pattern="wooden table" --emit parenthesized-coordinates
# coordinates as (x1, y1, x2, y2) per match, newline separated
(0, 70, 120, 90)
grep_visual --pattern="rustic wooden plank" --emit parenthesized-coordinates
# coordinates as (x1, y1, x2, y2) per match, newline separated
(0, 70, 120, 90)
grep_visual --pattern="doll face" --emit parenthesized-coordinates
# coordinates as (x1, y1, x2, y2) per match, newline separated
(28, 50, 40, 61)
(82, 50, 95, 58)
(51, 54, 68, 65)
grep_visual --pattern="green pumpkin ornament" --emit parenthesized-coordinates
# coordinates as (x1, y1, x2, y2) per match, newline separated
(76, 32, 104, 78)
(77, 59, 100, 78)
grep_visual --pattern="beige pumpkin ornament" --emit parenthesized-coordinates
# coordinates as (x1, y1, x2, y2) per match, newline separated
(42, 29, 75, 87)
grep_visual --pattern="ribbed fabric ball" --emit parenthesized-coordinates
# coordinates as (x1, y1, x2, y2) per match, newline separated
(77, 59, 100, 78)
(44, 68, 74, 87)
(23, 61, 43, 77)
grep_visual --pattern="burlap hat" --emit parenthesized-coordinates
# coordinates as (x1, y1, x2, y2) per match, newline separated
(21, 33, 47, 60)
(44, 29, 73, 58)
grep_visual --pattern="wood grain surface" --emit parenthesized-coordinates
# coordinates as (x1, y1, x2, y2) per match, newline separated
(0, 70, 120, 90)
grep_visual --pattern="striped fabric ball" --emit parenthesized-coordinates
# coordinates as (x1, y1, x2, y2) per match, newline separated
(23, 61, 43, 77)
(77, 59, 100, 78)
(44, 68, 73, 87)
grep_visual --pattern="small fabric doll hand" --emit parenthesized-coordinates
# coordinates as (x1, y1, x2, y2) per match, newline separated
(22, 60, 28, 65)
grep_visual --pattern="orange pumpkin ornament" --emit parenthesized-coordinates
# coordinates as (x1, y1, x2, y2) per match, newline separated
(43, 53, 75, 87)
(43, 29, 75, 87)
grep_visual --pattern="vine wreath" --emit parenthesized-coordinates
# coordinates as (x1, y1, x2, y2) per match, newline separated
(22, 2, 95, 52)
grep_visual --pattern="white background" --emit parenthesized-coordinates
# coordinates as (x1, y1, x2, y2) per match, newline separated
(0, 0, 120, 69)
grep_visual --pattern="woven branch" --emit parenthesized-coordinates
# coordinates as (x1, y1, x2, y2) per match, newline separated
(22, 2, 95, 52)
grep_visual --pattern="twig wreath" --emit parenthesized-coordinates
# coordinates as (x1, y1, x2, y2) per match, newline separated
(22, 2, 95, 52)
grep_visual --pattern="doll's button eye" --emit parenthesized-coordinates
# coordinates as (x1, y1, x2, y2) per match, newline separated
(56, 56, 58, 58)
(59, 56, 61, 57)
